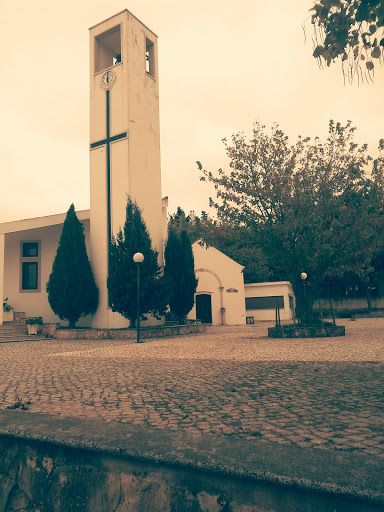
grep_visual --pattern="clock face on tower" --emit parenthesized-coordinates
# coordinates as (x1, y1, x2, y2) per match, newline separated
(100, 70, 115, 89)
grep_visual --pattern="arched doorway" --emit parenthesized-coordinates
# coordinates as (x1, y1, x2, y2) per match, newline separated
(196, 294, 212, 323)
(195, 268, 226, 325)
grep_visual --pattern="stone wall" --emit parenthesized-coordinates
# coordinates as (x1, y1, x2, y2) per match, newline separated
(53, 323, 206, 340)
(2, 436, 234, 512)
(268, 325, 345, 338)
(0, 411, 382, 512)
(1, 435, 380, 512)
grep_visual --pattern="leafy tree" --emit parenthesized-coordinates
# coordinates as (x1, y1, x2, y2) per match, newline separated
(164, 228, 198, 323)
(168, 208, 273, 283)
(107, 196, 168, 327)
(198, 120, 384, 324)
(309, 0, 384, 80)
(46, 204, 99, 328)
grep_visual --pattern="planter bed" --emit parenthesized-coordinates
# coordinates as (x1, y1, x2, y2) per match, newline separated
(268, 324, 345, 338)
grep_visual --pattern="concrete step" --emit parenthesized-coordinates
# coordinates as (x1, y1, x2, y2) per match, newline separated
(0, 326, 28, 331)
(0, 325, 28, 330)
(0, 325, 27, 332)
(0, 321, 45, 343)
(0, 329, 28, 338)
(0, 335, 46, 343)
(0, 325, 27, 334)
(0, 339, 46, 343)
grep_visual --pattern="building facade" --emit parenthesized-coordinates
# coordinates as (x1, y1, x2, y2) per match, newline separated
(0, 10, 165, 328)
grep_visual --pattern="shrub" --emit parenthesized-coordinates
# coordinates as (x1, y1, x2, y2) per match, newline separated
(2, 298, 12, 312)
(25, 318, 43, 325)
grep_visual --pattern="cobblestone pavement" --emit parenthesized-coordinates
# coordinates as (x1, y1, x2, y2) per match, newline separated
(0, 318, 383, 458)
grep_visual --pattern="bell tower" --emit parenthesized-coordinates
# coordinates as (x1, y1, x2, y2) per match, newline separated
(89, 11, 163, 328)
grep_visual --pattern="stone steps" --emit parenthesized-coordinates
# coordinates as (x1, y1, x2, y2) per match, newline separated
(0, 321, 45, 343)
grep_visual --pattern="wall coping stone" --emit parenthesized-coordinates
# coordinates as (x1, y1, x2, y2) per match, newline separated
(0, 409, 382, 507)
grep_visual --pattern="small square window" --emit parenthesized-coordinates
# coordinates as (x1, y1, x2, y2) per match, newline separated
(246, 316, 255, 324)
(22, 242, 39, 258)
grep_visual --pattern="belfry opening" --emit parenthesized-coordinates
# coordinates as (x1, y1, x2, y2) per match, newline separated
(95, 25, 121, 73)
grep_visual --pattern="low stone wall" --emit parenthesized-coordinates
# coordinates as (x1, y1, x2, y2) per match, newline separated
(0, 436, 319, 512)
(268, 324, 346, 338)
(0, 411, 382, 512)
(41, 323, 60, 338)
(54, 323, 206, 340)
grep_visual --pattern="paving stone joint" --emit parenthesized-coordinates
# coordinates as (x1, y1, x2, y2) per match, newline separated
(0, 319, 383, 460)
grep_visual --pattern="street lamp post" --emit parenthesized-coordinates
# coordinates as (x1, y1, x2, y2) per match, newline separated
(300, 272, 307, 325)
(133, 252, 144, 343)
(300, 272, 307, 299)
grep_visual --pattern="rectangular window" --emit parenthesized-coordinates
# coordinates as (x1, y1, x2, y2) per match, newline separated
(20, 241, 41, 292)
(245, 296, 284, 310)
(22, 262, 38, 290)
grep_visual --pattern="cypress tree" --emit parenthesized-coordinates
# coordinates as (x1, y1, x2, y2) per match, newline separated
(46, 204, 99, 328)
(164, 228, 198, 323)
(107, 196, 168, 326)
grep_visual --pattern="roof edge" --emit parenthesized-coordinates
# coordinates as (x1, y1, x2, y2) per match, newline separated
(89, 9, 158, 38)
(245, 281, 293, 287)
(0, 209, 90, 234)
(192, 240, 245, 269)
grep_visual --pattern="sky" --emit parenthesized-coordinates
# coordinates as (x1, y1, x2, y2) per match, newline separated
(0, 0, 383, 223)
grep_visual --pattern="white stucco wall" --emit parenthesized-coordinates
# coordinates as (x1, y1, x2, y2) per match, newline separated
(2, 220, 92, 326)
(89, 11, 164, 328)
(244, 282, 294, 321)
(188, 243, 246, 325)
(0, 234, 4, 325)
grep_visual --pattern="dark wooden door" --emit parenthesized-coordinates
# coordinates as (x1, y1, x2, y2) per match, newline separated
(196, 294, 212, 323)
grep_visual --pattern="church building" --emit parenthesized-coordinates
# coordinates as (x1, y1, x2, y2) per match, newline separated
(0, 10, 296, 329)
(0, 10, 167, 329)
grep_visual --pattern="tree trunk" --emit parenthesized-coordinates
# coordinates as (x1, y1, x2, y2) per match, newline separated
(129, 317, 136, 328)
(318, 298, 325, 331)
(294, 281, 313, 326)
(327, 281, 336, 326)
(366, 287, 372, 311)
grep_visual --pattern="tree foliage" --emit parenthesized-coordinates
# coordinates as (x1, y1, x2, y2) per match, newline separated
(309, 0, 384, 80)
(198, 120, 384, 323)
(168, 208, 273, 283)
(46, 204, 99, 328)
(107, 196, 168, 327)
(164, 228, 198, 322)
